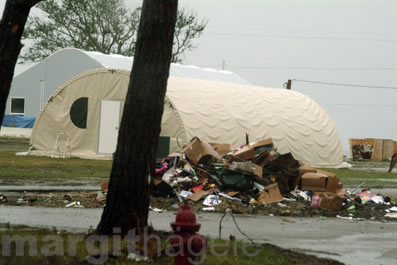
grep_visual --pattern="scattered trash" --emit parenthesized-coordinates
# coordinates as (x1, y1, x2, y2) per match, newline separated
(15, 151, 29, 156)
(179, 190, 193, 198)
(389, 206, 397, 212)
(371, 196, 385, 204)
(65, 201, 77, 208)
(149, 206, 166, 213)
(202, 207, 215, 211)
(202, 195, 222, 206)
(127, 253, 149, 262)
(65, 201, 84, 208)
(63, 194, 72, 202)
(385, 213, 397, 219)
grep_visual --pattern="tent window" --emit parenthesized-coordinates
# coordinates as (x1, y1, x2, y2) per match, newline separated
(70, 97, 88, 129)
(10, 98, 25, 115)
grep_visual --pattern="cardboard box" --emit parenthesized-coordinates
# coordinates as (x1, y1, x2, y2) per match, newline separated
(188, 189, 211, 201)
(210, 143, 231, 156)
(301, 172, 340, 193)
(258, 183, 284, 204)
(183, 137, 222, 165)
(298, 166, 336, 178)
(301, 173, 327, 192)
(100, 179, 109, 192)
(298, 166, 317, 176)
(316, 169, 336, 178)
(319, 192, 344, 211)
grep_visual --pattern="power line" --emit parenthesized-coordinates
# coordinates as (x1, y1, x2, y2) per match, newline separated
(230, 66, 397, 71)
(292, 79, 397, 90)
(205, 32, 397, 42)
(196, 64, 397, 71)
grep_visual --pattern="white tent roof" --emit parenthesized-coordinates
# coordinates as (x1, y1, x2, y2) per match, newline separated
(30, 69, 347, 168)
(84, 50, 250, 84)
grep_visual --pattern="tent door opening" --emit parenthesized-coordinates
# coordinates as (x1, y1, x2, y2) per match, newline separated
(98, 100, 121, 154)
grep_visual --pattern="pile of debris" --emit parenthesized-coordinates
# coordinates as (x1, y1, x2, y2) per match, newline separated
(152, 137, 347, 212)
(351, 144, 373, 160)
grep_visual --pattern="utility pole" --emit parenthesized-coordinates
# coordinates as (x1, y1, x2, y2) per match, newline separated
(286, 79, 292, 90)
(221, 60, 226, 70)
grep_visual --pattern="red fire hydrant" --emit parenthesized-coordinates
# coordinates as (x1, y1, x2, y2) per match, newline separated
(171, 201, 206, 265)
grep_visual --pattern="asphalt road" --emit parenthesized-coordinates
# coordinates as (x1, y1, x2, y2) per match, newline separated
(0, 206, 396, 265)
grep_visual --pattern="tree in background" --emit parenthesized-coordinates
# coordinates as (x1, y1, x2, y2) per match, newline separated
(96, 0, 177, 235)
(20, 0, 205, 63)
(0, 0, 42, 125)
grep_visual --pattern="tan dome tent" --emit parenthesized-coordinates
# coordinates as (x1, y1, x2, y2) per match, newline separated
(30, 69, 347, 168)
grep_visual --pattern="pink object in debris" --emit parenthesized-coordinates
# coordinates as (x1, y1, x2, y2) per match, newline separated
(356, 189, 374, 202)
(311, 196, 322, 207)
(155, 162, 169, 176)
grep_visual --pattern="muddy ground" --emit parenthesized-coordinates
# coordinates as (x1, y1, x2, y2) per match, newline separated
(1, 190, 395, 222)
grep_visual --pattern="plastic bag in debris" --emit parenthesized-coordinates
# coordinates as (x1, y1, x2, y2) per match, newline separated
(162, 167, 175, 184)
(220, 169, 254, 191)
(371, 196, 385, 204)
(179, 190, 193, 198)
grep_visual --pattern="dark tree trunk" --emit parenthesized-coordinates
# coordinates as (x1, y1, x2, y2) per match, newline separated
(96, 0, 178, 235)
(0, 0, 41, 124)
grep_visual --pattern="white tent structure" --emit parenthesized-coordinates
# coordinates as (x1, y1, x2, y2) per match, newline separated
(6, 48, 249, 118)
(30, 69, 348, 168)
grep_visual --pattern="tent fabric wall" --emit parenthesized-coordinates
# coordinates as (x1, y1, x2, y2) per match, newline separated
(7, 48, 250, 118)
(30, 69, 347, 168)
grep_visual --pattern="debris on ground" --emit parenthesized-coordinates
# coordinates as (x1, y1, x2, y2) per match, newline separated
(351, 144, 373, 160)
(0, 136, 396, 221)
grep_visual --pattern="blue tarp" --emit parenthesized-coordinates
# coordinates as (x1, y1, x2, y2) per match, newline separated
(2, 115, 36, 128)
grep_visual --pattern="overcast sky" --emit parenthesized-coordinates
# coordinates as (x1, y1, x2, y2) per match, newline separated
(1, 0, 396, 154)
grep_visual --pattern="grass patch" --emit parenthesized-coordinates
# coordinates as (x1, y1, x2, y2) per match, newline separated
(0, 151, 111, 179)
(0, 137, 112, 181)
(320, 168, 397, 187)
(0, 228, 303, 265)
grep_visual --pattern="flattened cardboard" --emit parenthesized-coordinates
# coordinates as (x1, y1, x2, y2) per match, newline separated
(226, 191, 240, 197)
(251, 138, 273, 149)
(234, 146, 256, 160)
(210, 143, 231, 156)
(252, 163, 263, 178)
(258, 183, 284, 204)
(319, 193, 344, 211)
(234, 138, 273, 161)
(183, 137, 222, 165)
(188, 189, 211, 201)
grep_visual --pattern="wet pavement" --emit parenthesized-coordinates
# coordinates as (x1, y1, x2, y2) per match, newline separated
(0, 206, 396, 265)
